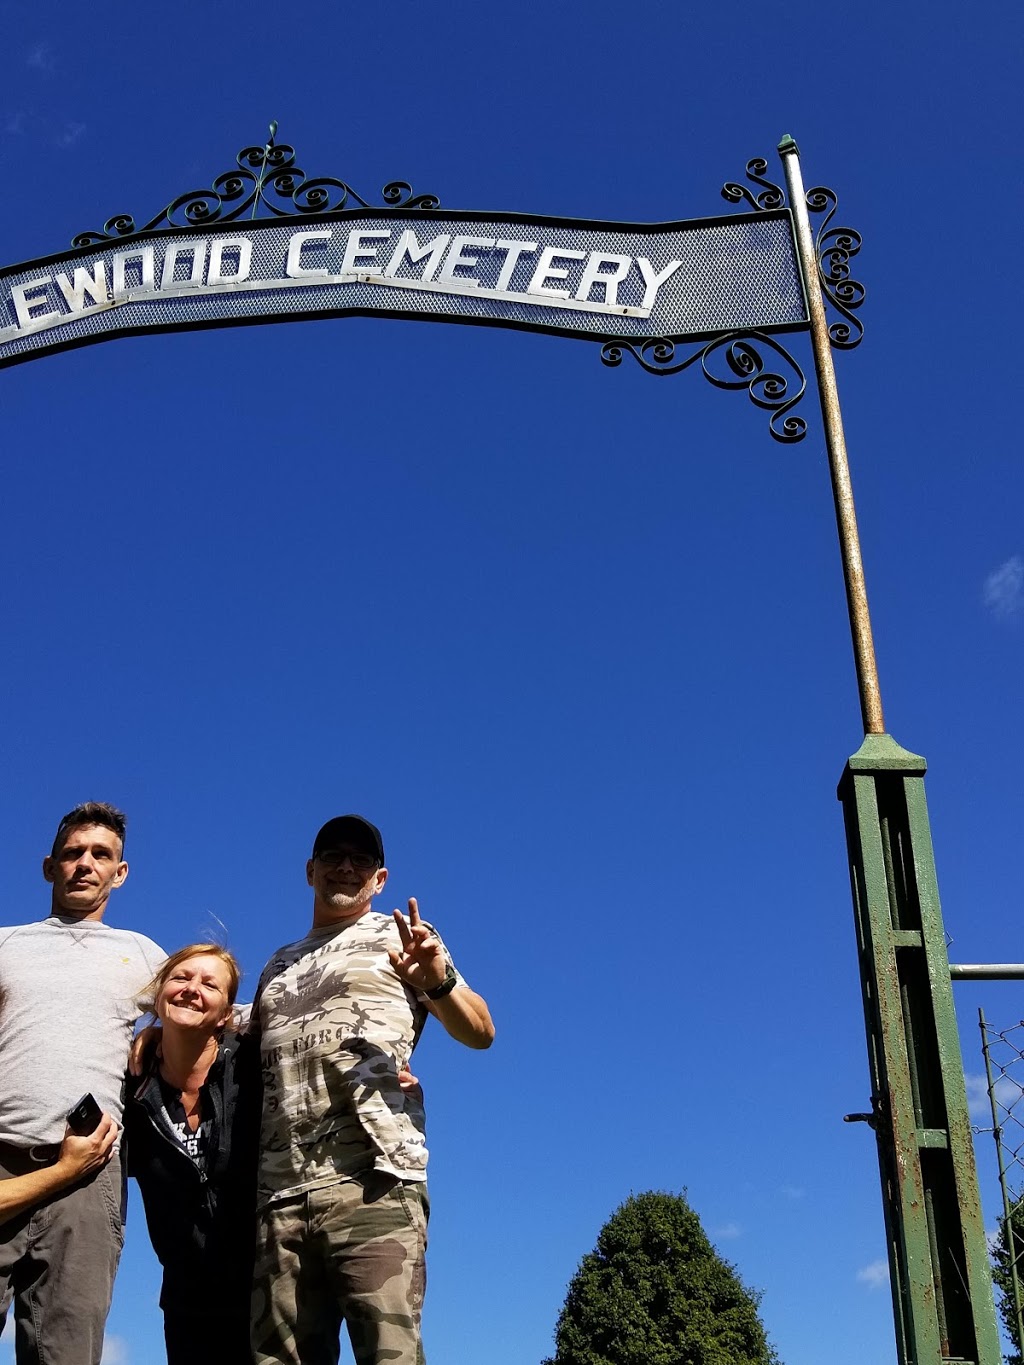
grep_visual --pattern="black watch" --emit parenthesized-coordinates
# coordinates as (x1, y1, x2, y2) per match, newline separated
(425, 965, 458, 1000)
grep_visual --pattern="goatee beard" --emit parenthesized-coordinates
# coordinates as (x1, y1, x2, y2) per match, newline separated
(324, 888, 372, 914)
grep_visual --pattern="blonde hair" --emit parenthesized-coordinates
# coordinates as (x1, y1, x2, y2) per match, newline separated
(137, 943, 242, 1026)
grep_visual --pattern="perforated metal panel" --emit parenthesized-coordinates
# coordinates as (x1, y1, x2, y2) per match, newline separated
(0, 208, 807, 368)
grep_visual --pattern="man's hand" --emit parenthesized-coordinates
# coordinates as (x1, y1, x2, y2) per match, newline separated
(398, 1066, 423, 1104)
(388, 899, 448, 993)
(389, 898, 495, 1050)
(54, 1114, 118, 1181)
(0, 1115, 120, 1226)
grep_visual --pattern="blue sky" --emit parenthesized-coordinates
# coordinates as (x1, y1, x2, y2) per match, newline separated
(1, 2, 1022, 1363)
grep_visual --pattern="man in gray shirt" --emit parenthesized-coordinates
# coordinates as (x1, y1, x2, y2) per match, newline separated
(0, 802, 165, 1365)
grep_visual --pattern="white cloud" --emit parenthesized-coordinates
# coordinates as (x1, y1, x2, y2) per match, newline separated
(857, 1258, 890, 1289)
(965, 1073, 993, 1119)
(965, 1071, 1023, 1121)
(55, 121, 86, 150)
(983, 556, 1024, 621)
(101, 1334, 128, 1365)
(779, 1183, 804, 1199)
(714, 1221, 742, 1240)
(26, 42, 54, 71)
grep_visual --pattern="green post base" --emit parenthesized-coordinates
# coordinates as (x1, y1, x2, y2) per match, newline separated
(838, 734, 1000, 1365)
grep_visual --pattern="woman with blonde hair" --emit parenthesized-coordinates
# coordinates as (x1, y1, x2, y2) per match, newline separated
(124, 943, 260, 1364)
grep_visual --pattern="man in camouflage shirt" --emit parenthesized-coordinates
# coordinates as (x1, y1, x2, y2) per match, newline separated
(250, 815, 494, 1365)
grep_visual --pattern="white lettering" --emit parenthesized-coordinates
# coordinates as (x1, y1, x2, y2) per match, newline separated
(382, 230, 450, 282)
(493, 240, 538, 292)
(208, 237, 253, 286)
(526, 247, 587, 301)
(11, 279, 58, 330)
(636, 257, 683, 311)
(55, 261, 109, 314)
(285, 229, 333, 277)
(437, 236, 495, 290)
(0, 224, 674, 349)
(286, 230, 333, 278)
(160, 242, 208, 289)
(574, 252, 632, 306)
(340, 230, 391, 274)
(111, 247, 155, 299)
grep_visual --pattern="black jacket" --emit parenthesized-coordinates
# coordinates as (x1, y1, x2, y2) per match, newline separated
(124, 1031, 261, 1307)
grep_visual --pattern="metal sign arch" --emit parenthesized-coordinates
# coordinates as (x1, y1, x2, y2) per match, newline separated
(0, 135, 860, 446)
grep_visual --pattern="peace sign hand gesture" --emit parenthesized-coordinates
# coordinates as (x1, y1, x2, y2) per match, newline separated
(388, 898, 448, 994)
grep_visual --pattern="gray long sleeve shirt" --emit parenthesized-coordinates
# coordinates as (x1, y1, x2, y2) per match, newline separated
(0, 916, 165, 1146)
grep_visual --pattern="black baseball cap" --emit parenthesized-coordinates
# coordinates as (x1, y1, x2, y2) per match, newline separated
(312, 815, 385, 865)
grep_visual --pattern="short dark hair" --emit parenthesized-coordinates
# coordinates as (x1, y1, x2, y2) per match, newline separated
(51, 802, 127, 858)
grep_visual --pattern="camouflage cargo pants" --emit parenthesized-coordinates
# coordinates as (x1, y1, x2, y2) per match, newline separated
(251, 1171, 429, 1365)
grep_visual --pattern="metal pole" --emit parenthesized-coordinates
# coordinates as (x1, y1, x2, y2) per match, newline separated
(780, 135, 1001, 1362)
(950, 964, 1024, 980)
(777, 136, 885, 736)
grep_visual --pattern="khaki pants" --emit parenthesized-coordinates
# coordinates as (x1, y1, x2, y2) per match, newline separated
(0, 1148, 124, 1365)
(252, 1171, 428, 1365)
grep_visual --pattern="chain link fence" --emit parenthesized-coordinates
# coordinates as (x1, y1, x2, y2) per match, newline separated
(976, 1009, 1024, 1362)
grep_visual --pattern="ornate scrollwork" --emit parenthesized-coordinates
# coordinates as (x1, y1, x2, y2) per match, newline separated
(721, 158, 786, 212)
(71, 131, 441, 248)
(805, 185, 864, 349)
(381, 181, 442, 211)
(601, 331, 807, 443)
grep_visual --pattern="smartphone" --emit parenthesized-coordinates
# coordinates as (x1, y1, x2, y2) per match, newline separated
(67, 1092, 103, 1135)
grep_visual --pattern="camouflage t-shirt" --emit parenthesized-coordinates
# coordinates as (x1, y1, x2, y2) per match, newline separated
(254, 911, 466, 1206)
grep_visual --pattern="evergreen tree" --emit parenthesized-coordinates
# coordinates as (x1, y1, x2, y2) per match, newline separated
(543, 1191, 779, 1365)
(992, 1197, 1024, 1365)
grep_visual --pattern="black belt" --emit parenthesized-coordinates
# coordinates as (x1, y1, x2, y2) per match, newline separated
(0, 1140, 61, 1171)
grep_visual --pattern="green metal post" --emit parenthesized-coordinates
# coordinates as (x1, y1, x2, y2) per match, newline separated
(776, 133, 1001, 1363)
(838, 733, 1001, 1365)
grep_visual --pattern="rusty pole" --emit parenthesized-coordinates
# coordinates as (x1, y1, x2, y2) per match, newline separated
(781, 133, 1002, 1364)
(778, 136, 885, 737)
